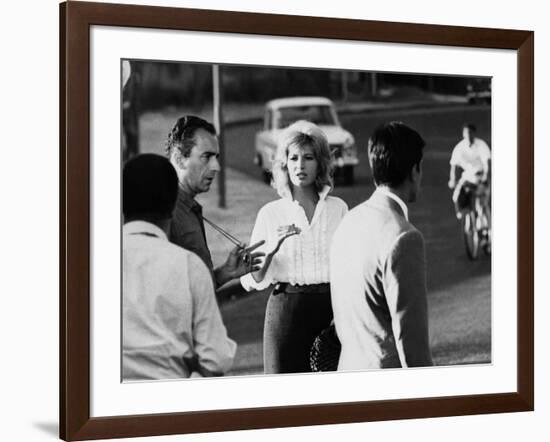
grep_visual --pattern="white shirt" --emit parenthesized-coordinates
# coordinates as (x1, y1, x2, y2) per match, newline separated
(450, 137, 491, 183)
(240, 187, 348, 291)
(123, 221, 236, 380)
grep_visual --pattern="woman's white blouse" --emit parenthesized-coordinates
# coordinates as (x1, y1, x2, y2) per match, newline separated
(240, 189, 348, 291)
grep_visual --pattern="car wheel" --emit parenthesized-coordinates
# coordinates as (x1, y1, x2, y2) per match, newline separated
(262, 170, 272, 185)
(256, 155, 270, 184)
(342, 165, 354, 185)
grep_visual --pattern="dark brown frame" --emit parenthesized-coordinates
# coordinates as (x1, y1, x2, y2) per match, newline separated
(60, 1, 534, 440)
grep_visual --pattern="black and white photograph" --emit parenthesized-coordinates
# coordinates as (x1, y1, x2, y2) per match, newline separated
(121, 59, 492, 380)
(4, 0, 544, 440)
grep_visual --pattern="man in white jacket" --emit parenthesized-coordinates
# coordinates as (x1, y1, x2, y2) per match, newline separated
(330, 121, 433, 370)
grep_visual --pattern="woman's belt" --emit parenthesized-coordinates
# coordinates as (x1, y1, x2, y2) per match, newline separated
(274, 282, 330, 295)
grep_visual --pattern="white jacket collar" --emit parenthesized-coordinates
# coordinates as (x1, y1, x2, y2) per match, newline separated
(375, 187, 409, 221)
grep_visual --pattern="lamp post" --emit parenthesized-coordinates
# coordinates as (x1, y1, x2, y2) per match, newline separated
(212, 64, 226, 209)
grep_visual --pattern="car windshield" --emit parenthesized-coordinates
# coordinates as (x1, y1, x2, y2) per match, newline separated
(274, 105, 336, 128)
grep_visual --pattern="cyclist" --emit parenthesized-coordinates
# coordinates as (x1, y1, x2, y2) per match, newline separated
(448, 124, 491, 229)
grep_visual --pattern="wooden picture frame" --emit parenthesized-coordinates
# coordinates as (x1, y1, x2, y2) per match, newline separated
(60, 1, 534, 440)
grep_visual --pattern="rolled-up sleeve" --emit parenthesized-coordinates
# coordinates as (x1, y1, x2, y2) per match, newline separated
(384, 229, 433, 367)
(188, 254, 236, 375)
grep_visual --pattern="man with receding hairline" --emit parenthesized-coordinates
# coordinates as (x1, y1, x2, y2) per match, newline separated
(166, 115, 264, 289)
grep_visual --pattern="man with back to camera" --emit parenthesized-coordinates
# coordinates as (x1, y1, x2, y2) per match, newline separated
(330, 121, 433, 370)
(165, 115, 264, 290)
(122, 154, 236, 380)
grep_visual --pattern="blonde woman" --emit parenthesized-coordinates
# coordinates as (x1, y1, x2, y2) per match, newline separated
(241, 120, 348, 374)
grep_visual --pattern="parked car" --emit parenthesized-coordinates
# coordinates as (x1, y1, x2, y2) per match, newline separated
(254, 97, 359, 185)
(466, 78, 491, 104)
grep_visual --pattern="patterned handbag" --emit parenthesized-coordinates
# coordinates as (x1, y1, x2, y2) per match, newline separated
(309, 323, 341, 372)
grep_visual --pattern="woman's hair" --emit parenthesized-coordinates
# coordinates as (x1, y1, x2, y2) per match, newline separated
(271, 120, 333, 197)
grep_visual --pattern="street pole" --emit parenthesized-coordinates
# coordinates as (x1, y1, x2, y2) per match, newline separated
(341, 71, 348, 103)
(212, 64, 226, 209)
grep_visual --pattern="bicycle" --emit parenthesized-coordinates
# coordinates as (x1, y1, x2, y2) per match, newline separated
(453, 180, 491, 260)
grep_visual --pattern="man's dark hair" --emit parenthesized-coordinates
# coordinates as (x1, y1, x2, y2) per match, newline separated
(463, 123, 477, 133)
(368, 121, 425, 187)
(165, 115, 216, 158)
(123, 154, 178, 222)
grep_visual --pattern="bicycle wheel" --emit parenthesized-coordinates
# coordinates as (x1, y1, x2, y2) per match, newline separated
(463, 209, 480, 260)
(481, 205, 492, 256)
(483, 232, 491, 255)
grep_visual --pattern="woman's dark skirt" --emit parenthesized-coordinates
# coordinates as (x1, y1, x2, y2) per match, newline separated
(263, 284, 333, 374)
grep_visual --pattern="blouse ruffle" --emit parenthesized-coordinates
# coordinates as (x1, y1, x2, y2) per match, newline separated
(240, 188, 347, 292)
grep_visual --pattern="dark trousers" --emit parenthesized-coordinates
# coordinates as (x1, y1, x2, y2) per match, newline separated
(263, 287, 333, 374)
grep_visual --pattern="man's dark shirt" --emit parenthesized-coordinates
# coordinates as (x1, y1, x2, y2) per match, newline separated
(170, 187, 214, 274)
